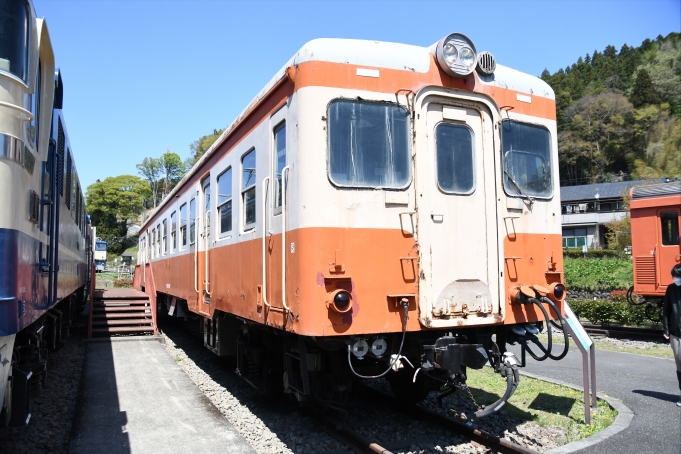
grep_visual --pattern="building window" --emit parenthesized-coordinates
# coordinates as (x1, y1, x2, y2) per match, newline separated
(274, 123, 286, 210)
(242, 149, 256, 229)
(328, 100, 411, 189)
(170, 211, 177, 252)
(180, 203, 187, 248)
(218, 168, 233, 235)
(661, 211, 680, 246)
(562, 227, 588, 248)
(190, 197, 196, 244)
(436, 123, 475, 194)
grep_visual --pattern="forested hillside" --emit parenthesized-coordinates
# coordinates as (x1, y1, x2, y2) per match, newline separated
(540, 32, 681, 186)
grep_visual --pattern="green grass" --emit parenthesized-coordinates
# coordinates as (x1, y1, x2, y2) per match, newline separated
(564, 258, 632, 291)
(467, 367, 617, 442)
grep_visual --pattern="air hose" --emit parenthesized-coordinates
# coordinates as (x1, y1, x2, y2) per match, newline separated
(518, 296, 570, 362)
(472, 362, 520, 420)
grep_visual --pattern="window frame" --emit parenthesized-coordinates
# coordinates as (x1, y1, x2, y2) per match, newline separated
(434, 121, 476, 196)
(660, 210, 680, 246)
(156, 223, 161, 256)
(241, 148, 257, 231)
(326, 98, 413, 190)
(273, 121, 286, 214)
(500, 120, 554, 201)
(180, 202, 187, 249)
(170, 211, 177, 253)
(190, 197, 196, 245)
(217, 167, 233, 237)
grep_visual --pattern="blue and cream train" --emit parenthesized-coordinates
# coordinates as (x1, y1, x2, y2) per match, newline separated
(0, 0, 91, 427)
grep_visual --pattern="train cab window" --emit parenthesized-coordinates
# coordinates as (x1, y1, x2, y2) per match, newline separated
(218, 168, 233, 235)
(274, 123, 286, 211)
(242, 149, 256, 229)
(501, 121, 552, 199)
(436, 123, 474, 194)
(190, 198, 196, 244)
(180, 203, 187, 248)
(170, 211, 177, 252)
(661, 211, 680, 245)
(328, 100, 411, 189)
(162, 219, 167, 255)
(0, 0, 29, 81)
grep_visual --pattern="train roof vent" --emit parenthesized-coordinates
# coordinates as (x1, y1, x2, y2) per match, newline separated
(631, 181, 681, 199)
(476, 51, 496, 76)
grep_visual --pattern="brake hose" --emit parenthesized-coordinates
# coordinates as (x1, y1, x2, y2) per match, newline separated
(540, 296, 570, 360)
(518, 297, 552, 361)
(347, 300, 411, 379)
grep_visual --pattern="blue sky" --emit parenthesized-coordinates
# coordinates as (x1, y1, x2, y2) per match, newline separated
(33, 0, 680, 191)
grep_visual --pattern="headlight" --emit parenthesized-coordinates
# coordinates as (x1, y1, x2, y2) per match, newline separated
(460, 47, 476, 69)
(435, 33, 477, 78)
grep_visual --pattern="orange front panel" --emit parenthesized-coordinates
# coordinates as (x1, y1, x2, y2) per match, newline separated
(503, 233, 565, 323)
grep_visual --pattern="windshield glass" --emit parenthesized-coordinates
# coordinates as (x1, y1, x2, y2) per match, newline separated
(95, 242, 107, 251)
(0, 0, 29, 81)
(328, 100, 411, 189)
(501, 121, 552, 198)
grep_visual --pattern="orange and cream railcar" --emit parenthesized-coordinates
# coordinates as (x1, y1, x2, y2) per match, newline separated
(134, 33, 570, 414)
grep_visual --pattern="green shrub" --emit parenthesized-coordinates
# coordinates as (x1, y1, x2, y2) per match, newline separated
(564, 258, 633, 291)
(113, 279, 133, 288)
(562, 249, 627, 259)
(568, 299, 647, 326)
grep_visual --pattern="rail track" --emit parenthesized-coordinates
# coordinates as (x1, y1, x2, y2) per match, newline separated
(319, 385, 540, 454)
(581, 324, 664, 341)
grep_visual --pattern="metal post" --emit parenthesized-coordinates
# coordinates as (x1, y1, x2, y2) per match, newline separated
(590, 344, 597, 409)
(581, 346, 590, 424)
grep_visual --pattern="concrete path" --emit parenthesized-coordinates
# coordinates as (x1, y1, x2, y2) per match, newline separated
(511, 343, 681, 454)
(69, 338, 254, 454)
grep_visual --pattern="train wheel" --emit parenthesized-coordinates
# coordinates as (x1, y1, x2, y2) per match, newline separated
(387, 367, 430, 406)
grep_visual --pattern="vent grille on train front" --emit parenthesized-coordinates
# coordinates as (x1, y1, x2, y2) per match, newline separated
(57, 118, 65, 197)
(634, 256, 656, 284)
(476, 51, 496, 76)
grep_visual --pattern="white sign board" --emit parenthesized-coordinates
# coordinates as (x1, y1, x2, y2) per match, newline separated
(564, 301, 593, 350)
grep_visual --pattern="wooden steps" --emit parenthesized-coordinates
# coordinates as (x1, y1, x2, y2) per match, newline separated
(90, 288, 155, 337)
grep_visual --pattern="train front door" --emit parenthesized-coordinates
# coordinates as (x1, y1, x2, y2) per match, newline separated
(198, 177, 212, 315)
(658, 208, 681, 288)
(414, 91, 500, 328)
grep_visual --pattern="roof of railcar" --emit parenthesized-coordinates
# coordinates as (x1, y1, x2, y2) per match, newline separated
(142, 38, 555, 230)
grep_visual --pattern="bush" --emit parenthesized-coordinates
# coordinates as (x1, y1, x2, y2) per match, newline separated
(562, 249, 628, 259)
(113, 279, 133, 288)
(609, 289, 628, 303)
(564, 258, 633, 291)
(568, 299, 647, 326)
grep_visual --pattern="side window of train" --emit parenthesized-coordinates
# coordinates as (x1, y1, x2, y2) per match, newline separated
(156, 223, 161, 256)
(661, 211, 680, 245)
(180, 203, 187, 249)
(274, 122, 286, 212)
(218, 168, 233, 236)
(328, 99, 411, 189)
(162, 219, 168, 255)
(171, 211, 177, 252)
(190, 197, 196, 244)
(500, 121, 553, 199)
(436, 123, 475, 194)
(242, 149, 256, 230)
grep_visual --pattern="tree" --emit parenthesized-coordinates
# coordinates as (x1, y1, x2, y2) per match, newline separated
(187, 129, 224, 167)
(629, 69, 661, 108)
(159, 151, 186, 198)
(136, 157, 162, 207)
(86, 175, 150, 253)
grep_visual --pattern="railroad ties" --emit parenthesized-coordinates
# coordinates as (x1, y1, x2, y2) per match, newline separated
(90, 288, 155, 337)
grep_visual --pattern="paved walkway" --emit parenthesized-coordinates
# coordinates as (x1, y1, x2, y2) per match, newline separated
(511, 344, 681, 454)
(69, 338, 254, 454)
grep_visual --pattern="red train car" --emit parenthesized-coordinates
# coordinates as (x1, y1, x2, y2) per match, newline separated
(630, 181, 681, 299)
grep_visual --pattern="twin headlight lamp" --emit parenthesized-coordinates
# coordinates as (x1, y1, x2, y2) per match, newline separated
(434, 33, 496, 78)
